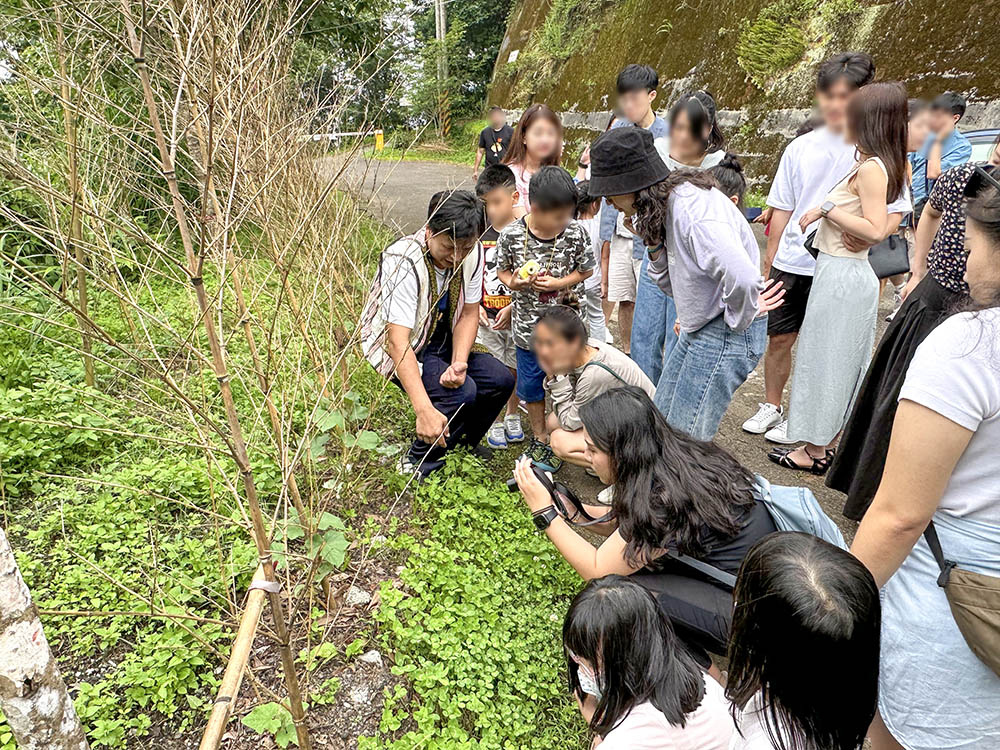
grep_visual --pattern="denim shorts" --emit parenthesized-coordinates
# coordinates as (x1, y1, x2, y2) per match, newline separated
(514, 346, 545, 402)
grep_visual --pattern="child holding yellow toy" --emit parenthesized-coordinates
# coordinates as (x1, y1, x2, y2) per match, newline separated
(497, 166, 594, 471)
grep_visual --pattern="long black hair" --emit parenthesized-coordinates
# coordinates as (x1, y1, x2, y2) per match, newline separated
(669, 90, 725, 153)
(726, 532, 881, 750)
(564, 575, 705, 736)
(578, 387, 756, 566)
(632, 169, 719, 248)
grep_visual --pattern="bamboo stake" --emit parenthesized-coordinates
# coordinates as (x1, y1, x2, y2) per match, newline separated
(54, 7, 96, 388)
(199, 564, 267, 750)
(121, 5, 311, 748)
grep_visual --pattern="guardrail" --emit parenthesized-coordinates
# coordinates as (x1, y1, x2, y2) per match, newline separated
(304, 129, 384, 150)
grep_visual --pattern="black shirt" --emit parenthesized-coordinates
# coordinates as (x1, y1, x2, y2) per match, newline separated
(478, 125, 514, 166)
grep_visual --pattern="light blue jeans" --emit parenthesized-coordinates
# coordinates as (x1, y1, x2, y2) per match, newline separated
(630, 254, 677, 385)
(654, 314, 767, 441)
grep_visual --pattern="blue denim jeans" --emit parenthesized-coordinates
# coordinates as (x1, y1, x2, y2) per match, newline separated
(654, 314, 767, 441)
(630, 254, 677, 385)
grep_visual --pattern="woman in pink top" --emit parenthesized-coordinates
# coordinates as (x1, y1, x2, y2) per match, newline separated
(503, 103, 563, 217)
(564, 575, 734, 749)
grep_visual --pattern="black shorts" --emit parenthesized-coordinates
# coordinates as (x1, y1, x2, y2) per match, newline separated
(766, 267, 813, 336)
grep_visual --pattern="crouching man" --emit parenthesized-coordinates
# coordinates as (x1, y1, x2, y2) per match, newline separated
(361, 190, 515, 477)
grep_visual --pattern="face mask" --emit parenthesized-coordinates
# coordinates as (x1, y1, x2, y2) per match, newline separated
(573, 657, 604, 700)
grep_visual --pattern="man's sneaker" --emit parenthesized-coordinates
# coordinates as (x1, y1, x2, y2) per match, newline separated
(504, 414, 525, 443)
(524, 438, 563, 473)
(396, 455, 423, 483)
(487, 422, 508, 449)
(604, 330, 614, 344)
(597, 485, 614, 505)
(742, 403, 783, 434)
(764, 419, 796, 445)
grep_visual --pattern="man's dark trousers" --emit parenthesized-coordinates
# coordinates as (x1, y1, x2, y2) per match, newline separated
(403, 325, 514, 475)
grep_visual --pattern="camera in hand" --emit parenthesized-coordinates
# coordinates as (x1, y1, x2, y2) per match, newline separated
(507, 462, 614, 527)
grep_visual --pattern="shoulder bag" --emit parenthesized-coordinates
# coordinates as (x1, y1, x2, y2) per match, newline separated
(923, 522, 1000, 677)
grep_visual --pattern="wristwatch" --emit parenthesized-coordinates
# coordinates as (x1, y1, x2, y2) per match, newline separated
(532, 505, 560, 532)
(820, 200, 836, 217)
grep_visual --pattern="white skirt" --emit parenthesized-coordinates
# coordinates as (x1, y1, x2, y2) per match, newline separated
(787, 253, 878, 445)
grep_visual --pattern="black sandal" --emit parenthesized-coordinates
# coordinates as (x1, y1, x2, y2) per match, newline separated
(767, 446, 832, 475)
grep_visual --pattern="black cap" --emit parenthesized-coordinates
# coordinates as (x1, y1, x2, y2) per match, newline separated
(588, 127, 670, 197)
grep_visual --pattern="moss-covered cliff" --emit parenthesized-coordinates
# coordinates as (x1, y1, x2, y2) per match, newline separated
(488, 0, 998, 180)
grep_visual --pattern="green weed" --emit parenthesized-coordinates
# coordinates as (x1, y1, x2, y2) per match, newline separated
(362, 455, 587, 748)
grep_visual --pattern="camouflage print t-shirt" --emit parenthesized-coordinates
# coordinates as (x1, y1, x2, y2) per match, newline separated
(496, 217, 596, 349)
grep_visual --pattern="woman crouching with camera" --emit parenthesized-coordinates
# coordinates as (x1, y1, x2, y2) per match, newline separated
(564, 575, 734, 748)
(513, 385, 778, 672)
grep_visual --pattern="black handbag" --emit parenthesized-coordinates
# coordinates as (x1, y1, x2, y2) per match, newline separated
(867, 232, 910, 279)
(804, 229, 819, 259)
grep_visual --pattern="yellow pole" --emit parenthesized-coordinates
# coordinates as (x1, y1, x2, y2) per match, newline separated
(375, 129, 384, 151)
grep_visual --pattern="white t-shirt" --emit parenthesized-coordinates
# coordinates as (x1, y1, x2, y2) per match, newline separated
(730, 694, 789, 750)
(899, 309, 1000, 523)
(767, 126, 913, 277)
(579, 215, 602, 290)
(600, 676, 734, 750)
(380, 238, 483, 329)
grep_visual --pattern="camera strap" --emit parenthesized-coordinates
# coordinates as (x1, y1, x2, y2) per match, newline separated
(530, 464, 615, 527)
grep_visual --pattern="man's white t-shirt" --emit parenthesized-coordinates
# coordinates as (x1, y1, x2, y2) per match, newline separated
(899, 309, 1000, 524)
(380, 238, 483, 329)
(767, 126, 913, 277)
(599, 676, 734, 750)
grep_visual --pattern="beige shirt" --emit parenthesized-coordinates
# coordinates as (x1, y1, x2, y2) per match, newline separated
(545, 342, 656, 431)
(815, 157, 888, 259)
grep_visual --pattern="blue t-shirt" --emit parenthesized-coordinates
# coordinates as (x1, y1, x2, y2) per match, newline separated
(599, 115, 670, 259)
(910, 130, 972, 205)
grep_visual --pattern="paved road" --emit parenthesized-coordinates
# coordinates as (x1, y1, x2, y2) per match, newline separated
(339, 153, 896, 539)
(326, 153, 475, 235)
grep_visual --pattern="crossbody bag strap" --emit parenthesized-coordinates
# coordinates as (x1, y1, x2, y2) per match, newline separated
(923, 521, 957, 588)
(664, 550, 737, 589)
(582, 359, 628, 384)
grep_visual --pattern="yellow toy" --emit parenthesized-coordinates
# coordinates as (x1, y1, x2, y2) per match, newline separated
(518, 259, 540, 279)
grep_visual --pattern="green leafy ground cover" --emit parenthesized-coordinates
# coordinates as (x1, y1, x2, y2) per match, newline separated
(363, 455, 587, 748)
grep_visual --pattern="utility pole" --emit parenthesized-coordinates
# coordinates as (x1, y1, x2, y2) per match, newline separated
(434, 0, 450, 138)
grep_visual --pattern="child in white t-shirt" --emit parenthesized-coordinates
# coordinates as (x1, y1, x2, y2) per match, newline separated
(564, 576, 734, 750)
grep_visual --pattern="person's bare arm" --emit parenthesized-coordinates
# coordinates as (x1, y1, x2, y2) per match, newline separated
(387, 323, 449, 446)
(851, 400, 973, 587)
(532, 268, 592, 293)
(910, 204, 943, 281)
(473, 147, 484, 176)
(513, 458, 649, 579)
(762, 208, 792, 276)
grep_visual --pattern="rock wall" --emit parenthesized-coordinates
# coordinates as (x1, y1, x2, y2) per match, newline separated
(487, 0, 999, 184)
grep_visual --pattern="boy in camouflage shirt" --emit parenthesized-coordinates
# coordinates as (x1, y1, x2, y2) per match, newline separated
(497, 166, 595, 471)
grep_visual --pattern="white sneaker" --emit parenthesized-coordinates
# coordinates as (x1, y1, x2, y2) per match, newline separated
(487, 422, 508, 449)
(764, 419, 796, 444)
(504, 414, 525, 443)
(604, 330, 614, 344)
(597, 486, 614, 504)
(742, 403, 783, 434)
